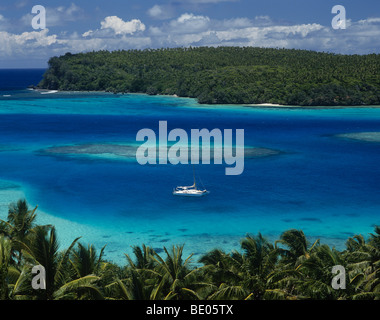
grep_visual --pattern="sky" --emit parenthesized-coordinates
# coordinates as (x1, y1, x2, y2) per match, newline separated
(0, 0, 379, 68)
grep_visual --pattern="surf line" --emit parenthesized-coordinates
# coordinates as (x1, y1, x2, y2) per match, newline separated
(136, 121, 245, 176)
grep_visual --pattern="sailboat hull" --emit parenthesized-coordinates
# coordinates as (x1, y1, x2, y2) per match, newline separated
(172, 190, 210, 197)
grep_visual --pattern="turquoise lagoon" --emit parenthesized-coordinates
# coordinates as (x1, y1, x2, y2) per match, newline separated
(0, 87, 380, 265)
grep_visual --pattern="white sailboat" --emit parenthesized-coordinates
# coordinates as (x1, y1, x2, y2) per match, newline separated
(173, 167, 209, 197)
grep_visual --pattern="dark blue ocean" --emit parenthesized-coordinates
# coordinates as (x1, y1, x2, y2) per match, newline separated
(0, 69, 46, 91)
(0, 69, 379, 264)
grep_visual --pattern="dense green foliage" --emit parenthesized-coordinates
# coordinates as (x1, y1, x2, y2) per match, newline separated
(38, 47, 380, 106)
(0, 199, 379, 300)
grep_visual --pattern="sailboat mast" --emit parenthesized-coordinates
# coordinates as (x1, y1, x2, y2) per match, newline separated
(192, 165, 196, 188)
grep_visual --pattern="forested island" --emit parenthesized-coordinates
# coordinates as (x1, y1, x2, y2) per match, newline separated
(0, 199, 379, 300)
(38, 47, 380, 106)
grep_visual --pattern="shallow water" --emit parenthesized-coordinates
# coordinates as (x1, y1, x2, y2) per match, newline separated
(0, 72, 380, 265)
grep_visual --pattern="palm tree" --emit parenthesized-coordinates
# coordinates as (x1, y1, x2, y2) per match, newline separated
(106, 268, 154, 300)
(105, 244, 157, 300)
(369, 225, 380, 249)
(201, 234, 294, 300)
(199, 249, 242, 288)
(0, 235, 11, 299)
(151, 245, 206, 300)
(198, 249, 246, 300)
(0, 235, 31, 300)
(275, 229, 319, 267)
(70, 243, 107, 278)
(21, 226, 102, 300)
(0, 199, 44, 265)
(295, 244, 346, 299)
(125, 244, 156, 270)
(240, 233, 279, 300)
(345, 234, 366, 253)
(345, 227, 380, 299)
(264, 229, 321, 299)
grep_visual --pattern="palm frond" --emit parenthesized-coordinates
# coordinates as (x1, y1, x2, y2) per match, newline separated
(53, 275, 101, 300)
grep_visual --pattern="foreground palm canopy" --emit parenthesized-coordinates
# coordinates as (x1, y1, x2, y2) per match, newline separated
(0, 199, 379, 300)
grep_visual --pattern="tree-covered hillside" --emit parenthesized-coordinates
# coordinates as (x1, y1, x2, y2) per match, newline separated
(39, 47, 380, 106)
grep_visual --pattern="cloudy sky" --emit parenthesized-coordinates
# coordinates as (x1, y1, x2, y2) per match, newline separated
(0, 0, 379, 68)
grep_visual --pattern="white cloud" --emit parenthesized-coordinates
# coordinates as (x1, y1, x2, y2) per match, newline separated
(176, 13, 209, 24)
(147, 4, 175, 20)
(213, 17, 252, 29)
(100, 16, 146, 35)
(148, 26, 165, 37)
(147, 5, 163, 18)
(0, 13, 10, 31)
(82, 29, 94, 38)
(0, 29, 58, 56)
(83, 16, 146, 37)
(167, 13, 210, 34)
(358, 17, 380, 25)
